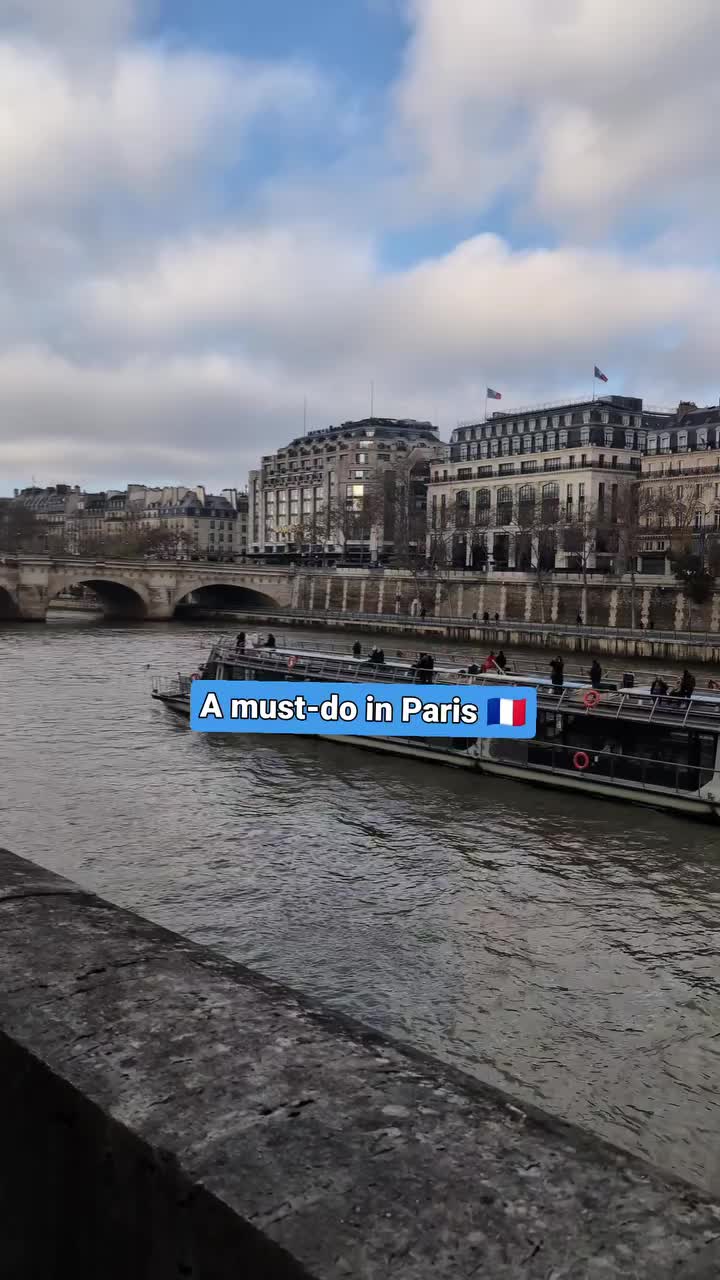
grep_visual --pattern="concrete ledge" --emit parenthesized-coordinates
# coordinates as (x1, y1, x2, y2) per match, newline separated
(1, 848, 719, 1279)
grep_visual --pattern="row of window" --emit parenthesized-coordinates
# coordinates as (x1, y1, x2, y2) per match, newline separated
(647, 428, 717, 453)
(454, 411, 641, 443)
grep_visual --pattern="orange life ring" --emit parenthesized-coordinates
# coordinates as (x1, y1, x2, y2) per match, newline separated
(573, 750, 590, 771)
(288, 655, 298, 671)
(583, 689, 600, 709)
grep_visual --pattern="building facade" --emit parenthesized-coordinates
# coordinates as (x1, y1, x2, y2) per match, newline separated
(248, 417, 442, 563)
(638, 404, 720, 573)
(427, 396, 673, 573)
(6, 484, 248, 560)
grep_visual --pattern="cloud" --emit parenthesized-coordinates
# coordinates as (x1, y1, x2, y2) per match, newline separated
(3, 228, 719, 490)
(396, 0, 720, 234)
(80, 224, 716, 380)
(0, 40, 324, 215)
(0, 0, 136, 44)
(1, 0, 719, 492)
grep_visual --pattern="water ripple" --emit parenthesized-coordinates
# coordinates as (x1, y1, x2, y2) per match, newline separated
(2, 615, 720, 1191)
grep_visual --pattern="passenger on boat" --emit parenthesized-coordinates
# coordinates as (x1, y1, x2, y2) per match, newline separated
(420, 653, 435, 684)
(481, 652, 496, 672)
(368, 647, 385, 665)
(650, 676, 668, 697)
(708, 679, 718, 690)
(675, 669, 696, 700)
(494, 612, 500, 622)
(235, 631, 245, 652)
(467, 662, 480, 676)
(495, 650, 507, 671)
(576, 613, 583, 626)
(472, 611, 478, 621)
(590, 659, 602, 689)
(420, 607, 427, 619)
(550, 656, 564, 691)
(483, 611, 490, 623)
(263, 634, 276, 649)
(352, 640, 362, 657)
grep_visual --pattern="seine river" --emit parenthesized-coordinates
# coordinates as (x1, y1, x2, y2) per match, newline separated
(2, 612, 720, 1193)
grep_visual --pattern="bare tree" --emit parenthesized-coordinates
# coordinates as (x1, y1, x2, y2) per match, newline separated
(614, 486, 657, 628)
(561, 502, 600, 587)
(516, 493, 559, 623)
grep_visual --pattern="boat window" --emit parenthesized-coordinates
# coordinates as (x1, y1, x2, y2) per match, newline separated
(527, 720, 716, 792)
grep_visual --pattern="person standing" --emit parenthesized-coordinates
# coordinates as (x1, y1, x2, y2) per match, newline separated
(352, 640, 362, 657)
(590, 659, 602, 689)
(679, 669, 695, 699)
(495, 650, 507, 671)
(550, 655, 564, 690)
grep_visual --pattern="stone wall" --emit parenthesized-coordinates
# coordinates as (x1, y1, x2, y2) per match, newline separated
(1, 848, 720, 1278)
(293, 570, 718, 634)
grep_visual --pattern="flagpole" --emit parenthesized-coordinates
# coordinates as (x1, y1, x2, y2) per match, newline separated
(484, 391, 488, 422)
(592, 370, 595, 404)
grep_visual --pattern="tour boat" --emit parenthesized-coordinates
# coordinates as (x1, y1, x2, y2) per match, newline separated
(151, 638, 720, 822)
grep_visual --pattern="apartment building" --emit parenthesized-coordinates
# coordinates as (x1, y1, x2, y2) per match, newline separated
(248, 417, 443, 563)
(638, 404, 720, 572)
(8, 483, 248, 560)
(427, 396, 673, 572)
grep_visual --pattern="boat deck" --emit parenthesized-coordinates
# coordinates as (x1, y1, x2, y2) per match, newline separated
(209, 643, 720, 735)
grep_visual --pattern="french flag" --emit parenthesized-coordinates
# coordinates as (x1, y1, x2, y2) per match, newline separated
(487, 697, 527, 728)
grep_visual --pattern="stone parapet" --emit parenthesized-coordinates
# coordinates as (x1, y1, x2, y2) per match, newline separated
(0, 847, 719, 1278)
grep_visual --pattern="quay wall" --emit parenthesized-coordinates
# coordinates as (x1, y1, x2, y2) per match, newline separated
(1, 846, 720, 1279)
(289, 570, 718, 635)
(196, 608, 720, 665)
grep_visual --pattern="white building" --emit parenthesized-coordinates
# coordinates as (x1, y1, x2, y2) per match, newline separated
(427, 396, 673, 572)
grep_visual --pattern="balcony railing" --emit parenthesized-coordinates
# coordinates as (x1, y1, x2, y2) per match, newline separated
(432, 459, 641, 484)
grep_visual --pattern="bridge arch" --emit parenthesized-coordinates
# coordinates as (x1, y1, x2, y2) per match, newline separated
(172, 579, 280, 616)
(0, 586, 19, 619)
(48, 576, 150, 620)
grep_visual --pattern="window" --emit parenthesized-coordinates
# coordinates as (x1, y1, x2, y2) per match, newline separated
(496, 486, 513, 526)
(356, 452, 368, 463)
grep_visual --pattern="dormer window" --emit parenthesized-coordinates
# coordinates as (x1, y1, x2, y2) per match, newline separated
(677, 431, 688, 450)
(660, 433, 671, 453)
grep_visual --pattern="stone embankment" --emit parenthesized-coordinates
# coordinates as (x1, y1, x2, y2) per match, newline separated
(1, 847, 719, 1278)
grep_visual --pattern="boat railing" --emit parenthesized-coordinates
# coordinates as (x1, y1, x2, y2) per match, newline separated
(152, 675, 191, 697)
(217, 632, 717, 691)
(210, 647, 720, 733)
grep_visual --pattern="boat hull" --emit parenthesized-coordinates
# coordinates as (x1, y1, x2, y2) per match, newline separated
(151, 691, 720, 822)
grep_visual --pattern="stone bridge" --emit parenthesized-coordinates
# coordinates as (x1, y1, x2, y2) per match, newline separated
(0, 556, 297, 621)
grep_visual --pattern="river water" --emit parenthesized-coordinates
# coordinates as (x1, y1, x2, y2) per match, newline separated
(2, 612, 720, 1193)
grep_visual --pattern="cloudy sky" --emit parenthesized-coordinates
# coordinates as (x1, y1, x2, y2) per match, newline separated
(1, 0, 719, 492)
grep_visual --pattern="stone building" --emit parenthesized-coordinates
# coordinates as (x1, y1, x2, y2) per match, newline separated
(248, 417, 443, 563)
(427, 396, 673, 573)
(638, 404, 720, 573)
(6, 483, 248, 560)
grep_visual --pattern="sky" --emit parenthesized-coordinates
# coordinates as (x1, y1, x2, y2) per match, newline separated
(1, 0, 720, 493)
